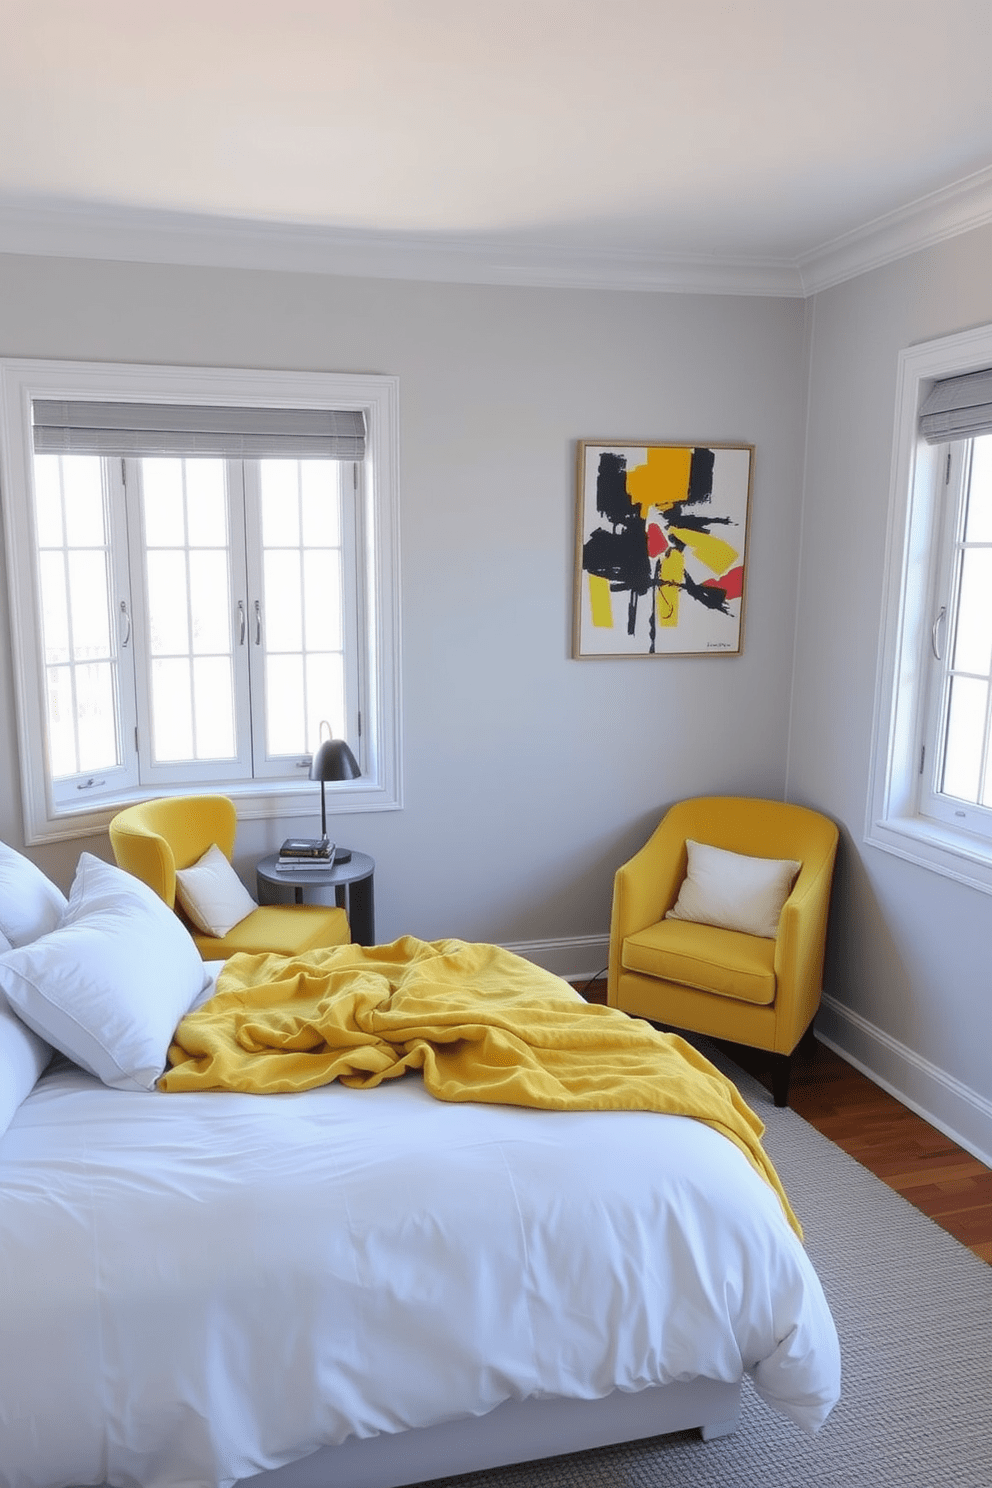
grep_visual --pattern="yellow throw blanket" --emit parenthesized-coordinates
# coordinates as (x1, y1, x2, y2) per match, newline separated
(161, 936, 800, 1237)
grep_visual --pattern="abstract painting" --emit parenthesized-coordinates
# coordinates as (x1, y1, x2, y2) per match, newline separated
(573, 441, 753, 657)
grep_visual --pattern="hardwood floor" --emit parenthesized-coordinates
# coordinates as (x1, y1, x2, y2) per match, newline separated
(578, 982, 992, 1266)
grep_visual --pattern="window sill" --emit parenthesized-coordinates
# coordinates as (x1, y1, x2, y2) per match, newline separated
(26, 775, 400, 848)
(865, 812, 992, 896)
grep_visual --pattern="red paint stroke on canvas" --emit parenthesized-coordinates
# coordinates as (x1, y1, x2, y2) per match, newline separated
(705, 565, 744, 601)
(647, 523, 668, 558)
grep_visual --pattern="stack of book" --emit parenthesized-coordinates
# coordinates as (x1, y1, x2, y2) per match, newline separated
(275, 836, 335, 871)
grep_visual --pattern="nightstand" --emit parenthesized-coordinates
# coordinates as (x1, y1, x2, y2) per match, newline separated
(256, 849, 375, 946)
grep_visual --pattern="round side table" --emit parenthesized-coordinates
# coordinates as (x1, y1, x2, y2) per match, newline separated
(256, 849, 375, 946)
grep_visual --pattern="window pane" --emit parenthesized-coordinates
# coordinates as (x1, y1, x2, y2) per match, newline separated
(38, 551, 71, 665)
(192, 657, 236, 758)
(304, 548, 342, 650)
(965, 436, 992, 543)
(142, 460, 186, 546)
(952, 547, 992, 676)
(301, 462, 340, 545)
(146, 551, 190, 656)
(265, 654, 305, 756)
(62, 457, 105, 547)
(260, 461, 300, 546)
(941, 675, 988, 802)
(150, 658, 193, 762)
(185, 460, 227, 546)
(67, 551, 112, 661)
(263, 550, 303, 650)
(75, 662, 119, 773)
(33, 455, 64, 547)
(46, 665, 77, 778)
(306, 653, 344, 748)
(189, 551, 231, 654)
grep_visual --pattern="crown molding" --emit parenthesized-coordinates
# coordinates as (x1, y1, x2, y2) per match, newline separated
(0, 196, 803, 297)
(798, 162, 992, 294)
(3, 164, 992, 299)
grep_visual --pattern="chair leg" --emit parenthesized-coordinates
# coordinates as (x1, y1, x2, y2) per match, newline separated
(771, 1053, 792, 1108)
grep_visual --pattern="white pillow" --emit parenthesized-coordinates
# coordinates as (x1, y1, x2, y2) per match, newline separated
(175, 843, 257, 938)
(0, 853, 207, 1092)
(0, 999, 52, 1139)
(0, 841, 68, 947)
(666, 839, 801, 939)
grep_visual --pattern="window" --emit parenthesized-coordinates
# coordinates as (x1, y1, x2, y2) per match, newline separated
(868, 327, 992, 892)
(918, 434, 992, 836)
(0, 361, 401, 844)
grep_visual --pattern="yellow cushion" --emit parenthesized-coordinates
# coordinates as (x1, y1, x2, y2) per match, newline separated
(191, 903, 350, 960)
(621, 918, 776, 1006)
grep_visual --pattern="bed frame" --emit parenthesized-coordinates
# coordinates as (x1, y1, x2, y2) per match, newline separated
(235, 1378, 741, 1488)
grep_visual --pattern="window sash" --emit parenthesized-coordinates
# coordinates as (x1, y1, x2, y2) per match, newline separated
(243, 458, 363, 783)
(126, 457, 255, 788)
(40, 455, 139, 810)
(918, 438, 992, 838)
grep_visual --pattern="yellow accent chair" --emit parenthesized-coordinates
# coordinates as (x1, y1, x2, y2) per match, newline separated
(608, 796, 838, 1107)
(109, 795, 350, 960)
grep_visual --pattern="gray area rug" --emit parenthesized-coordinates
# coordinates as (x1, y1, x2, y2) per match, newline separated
(414, 1044, 992, 1488)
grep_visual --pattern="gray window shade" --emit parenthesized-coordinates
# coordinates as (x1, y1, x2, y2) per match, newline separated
(32, 401, 366, 460)
(919, 369, 992, 444)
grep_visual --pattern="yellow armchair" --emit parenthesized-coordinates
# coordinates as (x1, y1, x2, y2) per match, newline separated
(109, 795, 350, 960)
(608, 797, 838, 1106)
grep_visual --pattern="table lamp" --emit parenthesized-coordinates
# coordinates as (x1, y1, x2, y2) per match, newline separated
(309, 727, 361, 842)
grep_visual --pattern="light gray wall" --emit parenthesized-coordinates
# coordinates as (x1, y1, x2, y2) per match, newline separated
(0, 254, 808, 969)
(790, 225, 992, 1156)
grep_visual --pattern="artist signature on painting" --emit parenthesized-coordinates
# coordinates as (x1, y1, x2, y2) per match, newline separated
(706, 641, 733, 649)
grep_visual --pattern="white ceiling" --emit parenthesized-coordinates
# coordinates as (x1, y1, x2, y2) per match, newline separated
(3, 0, 992, 295)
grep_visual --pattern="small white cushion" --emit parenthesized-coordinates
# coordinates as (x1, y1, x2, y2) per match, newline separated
(666, 839, 801, 939)
(0, 999, 52, 1139)
(0, 853, 207, 1092)
(175, 843, 257, 938)
(0, 841, 68, 947)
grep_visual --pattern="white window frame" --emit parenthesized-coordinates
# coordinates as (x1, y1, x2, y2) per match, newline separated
(867, 323, 992, 893)
(0, 358, 402, 845)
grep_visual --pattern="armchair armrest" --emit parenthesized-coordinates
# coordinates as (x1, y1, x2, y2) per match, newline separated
(608, 817, 689, 1002)
(772, 845, 837, 1052)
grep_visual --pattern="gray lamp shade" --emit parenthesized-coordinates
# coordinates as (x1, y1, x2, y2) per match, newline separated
(309, 739, 361, 839)
(309, 739, 361, 784)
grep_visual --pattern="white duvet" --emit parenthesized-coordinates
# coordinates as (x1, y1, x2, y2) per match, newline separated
(0, 1036, 840, 1488)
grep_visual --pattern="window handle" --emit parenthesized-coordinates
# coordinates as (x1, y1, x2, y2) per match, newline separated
(237, 600, 246, 646)
(254, 599, 262, 646)
(931, 605, 946, 661)
(119, 600, 131, 649)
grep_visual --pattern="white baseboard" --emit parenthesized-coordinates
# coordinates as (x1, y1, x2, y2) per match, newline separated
(816, 993, 992, 1170)
(501, 934, 610, 987)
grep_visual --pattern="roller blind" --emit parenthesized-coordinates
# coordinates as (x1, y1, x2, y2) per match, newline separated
(31, 401, 366, 460)
(918, 369, 992, 444)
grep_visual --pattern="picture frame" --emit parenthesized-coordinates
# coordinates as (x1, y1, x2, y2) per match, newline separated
(573, 441, 754, 658)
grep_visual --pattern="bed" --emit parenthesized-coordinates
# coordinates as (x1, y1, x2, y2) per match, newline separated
(0, 848, 841, 1488)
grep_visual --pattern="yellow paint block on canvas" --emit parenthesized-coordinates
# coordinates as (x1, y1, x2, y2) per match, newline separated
(587, 573, 614, 628)
(657, 548, 684, 627)
(669, 526, 739, 576)
(626, 446, 692, 517)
